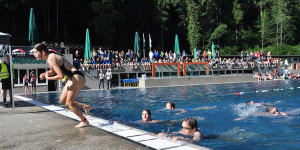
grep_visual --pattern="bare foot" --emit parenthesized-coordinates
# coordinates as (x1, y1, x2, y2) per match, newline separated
(75, 120, 89, 128)
(84, 105, 92, 116)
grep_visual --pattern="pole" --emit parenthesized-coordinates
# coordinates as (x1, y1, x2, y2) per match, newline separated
(143, 33, 145, 58)
(57, 0, 59, 40)
(48, 1, 50, 36)
(161, 24, 164, 51)
(9, 46, 15, 108)
(58, 79, 62, 92)
(152, 63, 155, 78)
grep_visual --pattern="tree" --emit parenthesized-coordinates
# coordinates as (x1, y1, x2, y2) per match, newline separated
(209, 24, 228, 43)
(256, 0, 273, 50)
(232, 0, 244, 46)
(156, 0, 171, 50)
(91, 1, 120, 46)
(186, 0, 202, 53)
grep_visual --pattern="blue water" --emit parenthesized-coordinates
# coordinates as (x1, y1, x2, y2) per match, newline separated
(26, 80, 300, 150)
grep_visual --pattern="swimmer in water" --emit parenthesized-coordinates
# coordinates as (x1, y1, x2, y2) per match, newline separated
(266, 106, 288, 116)
(235, 105, 288, 120)
(166, 102, 187, 113)
(141, 109, 180, 124)
(158, 118, 201, 142)
(141, 109, 160, 123)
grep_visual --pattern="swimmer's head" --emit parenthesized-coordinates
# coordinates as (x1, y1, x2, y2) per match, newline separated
(33, 43, 48, 60)
(33, 43, 48, 54)
(266, 106, 279, 115)
(166, 102, 175, 109)
(182, 118, 198, 134)
(142, 109, 151, 122)
(246, 101, 255, 106)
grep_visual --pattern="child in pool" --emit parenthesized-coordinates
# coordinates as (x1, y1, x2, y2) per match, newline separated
(141, 109, 161, 123)
(165, 102, 187, 113)
(266, 106, 287, 116)
(158, 118, 201, 142)
(234, 105, 288, 120)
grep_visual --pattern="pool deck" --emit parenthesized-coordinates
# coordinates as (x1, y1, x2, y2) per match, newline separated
(0, 98, 148, 150)
(139, 74, 257, 88)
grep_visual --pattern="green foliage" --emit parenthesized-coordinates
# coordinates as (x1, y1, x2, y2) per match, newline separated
(233, 0, 243, 25)
(232, 0, 244, 46)
(209, 24, 228, 42)
(240, 28, 259, 48)
(295, 1, 300, 42)
(186, 0, 202, 53)
(156, 0, 171, 30)
(0, 0, 23, 10)
(263, 44, 300, 55)
(256, 0, 297, 48)
(220, 46, 239, 55)
(91, 1, 120, 45)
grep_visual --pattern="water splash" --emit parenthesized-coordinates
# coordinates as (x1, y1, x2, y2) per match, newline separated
(233, 103, 261, 117)
(286, 108, 300, 115)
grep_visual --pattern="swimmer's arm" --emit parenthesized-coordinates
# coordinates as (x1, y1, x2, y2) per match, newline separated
(45, 55, 64, 80)
(255, 102, 262, 106)
(152, 120, 166, 123)
(153, 119, 178, 124)
(175, 108, 187, 113)
(157, 132, 165, 138)
(172, 136, 185, 142)
(158, 131, 181, 138)
(172, 135, 199, 143)
(193, 132, 201, 142)
(46, 69, 55, 76)
(280, 112, 288, 116)
(41, 69, 56, 80)
(234, 116, 247, 121)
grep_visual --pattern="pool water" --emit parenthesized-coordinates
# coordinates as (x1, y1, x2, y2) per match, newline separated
(26, 80, 300, 150)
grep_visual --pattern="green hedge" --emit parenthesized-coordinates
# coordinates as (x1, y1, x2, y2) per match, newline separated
(221, 44, 300, 55)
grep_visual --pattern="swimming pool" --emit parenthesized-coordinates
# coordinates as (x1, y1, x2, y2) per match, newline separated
(22, 80, 300, 149)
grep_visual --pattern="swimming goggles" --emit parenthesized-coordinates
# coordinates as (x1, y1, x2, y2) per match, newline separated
(271, 109, 279, 114)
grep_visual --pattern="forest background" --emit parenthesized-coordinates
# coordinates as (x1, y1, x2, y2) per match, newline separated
(0, 0, 299, 55)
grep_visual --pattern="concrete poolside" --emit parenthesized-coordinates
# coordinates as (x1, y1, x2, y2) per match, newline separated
(0, 86, 149, 150)
(0, 98, 148, 150)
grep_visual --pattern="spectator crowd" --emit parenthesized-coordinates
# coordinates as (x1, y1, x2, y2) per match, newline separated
(72, 48, 287, 74)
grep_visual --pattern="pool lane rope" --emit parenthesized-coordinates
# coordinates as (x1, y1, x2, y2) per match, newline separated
(234, 87, 298, 96)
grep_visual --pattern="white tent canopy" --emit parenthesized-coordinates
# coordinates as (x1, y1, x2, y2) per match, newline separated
(0, 32, 15, 108)
(0, 32, 11, 45)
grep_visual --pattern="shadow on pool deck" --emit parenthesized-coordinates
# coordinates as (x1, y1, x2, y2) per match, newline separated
(0, 98, 149, 150)
(0, 101, 36, 108)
